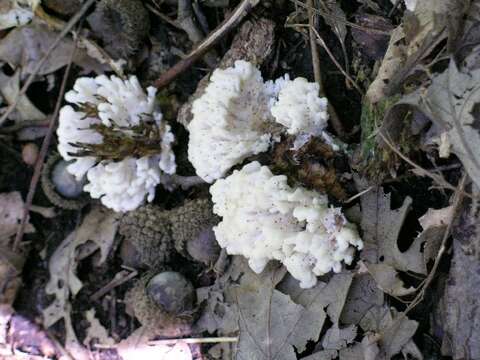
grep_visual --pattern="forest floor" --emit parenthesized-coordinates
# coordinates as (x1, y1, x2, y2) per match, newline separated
(0, 0, 479, 359)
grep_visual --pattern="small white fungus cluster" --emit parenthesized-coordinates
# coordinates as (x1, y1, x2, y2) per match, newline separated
(188, 60, 329, 183)
(57, 75, 176, 212)
(210, 161, 363, 289)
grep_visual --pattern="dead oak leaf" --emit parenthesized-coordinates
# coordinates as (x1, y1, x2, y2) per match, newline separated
(360, 186, 426, 275)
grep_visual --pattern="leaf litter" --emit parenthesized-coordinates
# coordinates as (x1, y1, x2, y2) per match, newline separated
(1, 0, 479, 358)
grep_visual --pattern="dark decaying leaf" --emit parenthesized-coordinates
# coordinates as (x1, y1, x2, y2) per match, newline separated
(440, 202, 480, 359)
(386, 59, 480, 189)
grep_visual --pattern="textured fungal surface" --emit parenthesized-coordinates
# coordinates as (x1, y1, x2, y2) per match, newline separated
(210, 161, 363, 288)
(187, 60, 331, 183)
(187, 60, 277, 183)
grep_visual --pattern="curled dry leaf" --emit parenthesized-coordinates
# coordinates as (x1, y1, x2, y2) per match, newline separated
(0, 20, 107, 76)
(0, 0, 38, 30)
(366, 0, 467, 103)
(0, 69, 46, 125)
(83, 309, 115, 347)
(359, 306, 421, 359)
(42, 206, 119, 337)
(0, 191, 35, 240)
(365, 262, 416, 297)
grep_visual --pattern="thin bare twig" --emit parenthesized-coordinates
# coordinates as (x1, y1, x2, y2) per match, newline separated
(378, 131, 473, 199)
(311, 27, 364, 96)
(404, 172, 467, 315)
(145, 3, 183, 29)
(90, 269, 138, 302)
(153, 0, 260, 89)
(0, 0, 96, 126)
(307, 0, 322, 89)
(13, 37, 79, 251)
(306, 0, 345, 137)
(0, 119, 50, 134)
(290, 0, 391, 35)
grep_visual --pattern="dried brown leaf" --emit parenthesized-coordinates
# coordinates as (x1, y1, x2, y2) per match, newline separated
(0, 20, 107, 76)
(360, 186, 426, 275)
(340, 273, 383, 326)
(360, 306, 420, 359)
(366, 263, 416, 297)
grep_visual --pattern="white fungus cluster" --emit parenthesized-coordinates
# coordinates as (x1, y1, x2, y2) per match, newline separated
(271, 78, 328, 150)
(188, 60, 329, 183)
(210, 161, 363, 289)
(57, 75, 176, 212)
(188, 61, 274, 183)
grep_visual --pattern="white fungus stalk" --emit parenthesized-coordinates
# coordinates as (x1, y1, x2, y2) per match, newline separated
(57, 75, 176, 212)
(210, 161, 363, 289)
(187, 61, 330, 183)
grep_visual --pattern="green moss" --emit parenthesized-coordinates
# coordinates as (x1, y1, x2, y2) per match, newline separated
(359, 96, 415, 181)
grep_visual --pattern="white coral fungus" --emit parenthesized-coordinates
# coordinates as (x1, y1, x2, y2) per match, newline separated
(270, 77, 328, 137)
(57, 75, 176, 212)
(210, 161, 363, 288)
(188, 60, 330, 183)
(188, 60, 274, 183)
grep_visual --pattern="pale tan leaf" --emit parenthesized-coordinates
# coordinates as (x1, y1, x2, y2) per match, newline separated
(0, 191, 35, 240)
(0, 69, 46, 125)
(360, 186, 427, 274)
(366, 263, 416, 297)
(83, 309, 115, 347)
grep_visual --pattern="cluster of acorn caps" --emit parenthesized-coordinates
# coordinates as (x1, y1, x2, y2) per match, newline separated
(41, 154, 221, 330)
(120, 199, 221, 331)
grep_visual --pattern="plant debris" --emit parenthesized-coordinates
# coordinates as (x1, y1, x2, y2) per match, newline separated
(1, 0, 479, 359)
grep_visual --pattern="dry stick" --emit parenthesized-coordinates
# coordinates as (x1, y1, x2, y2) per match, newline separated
(402, 172, 467, 317)
(306, 0, 345, 137)
(0, 0, 96, 126)
(153, 0, 260, 89)
(13, 44, 78, 251)
(90, 269, 138, 302)
(290, 0, 391, 35)
(311, 27, 364, 96)
(0, 119, 50, 134)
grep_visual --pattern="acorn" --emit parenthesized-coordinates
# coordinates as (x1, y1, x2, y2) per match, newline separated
(41, 153, 89, 210)
(87, 0, 150, 58)
(169, 198, 220, 264)
(146, 272, 195, 315)
(125, 271, 195, 335)
(118, 205, 174, 269)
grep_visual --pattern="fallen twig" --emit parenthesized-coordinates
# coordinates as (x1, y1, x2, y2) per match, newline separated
(153, 0, 260, 89)
(306, 0, 345, 137)
(0, 0, 96, 126)
(404, 172, 467, 314)
(378, 131, 473, 199)
(90, 269, 138, 302)
(0, 119, 50, 134)
(290, 0, 391, 35)
(311, 27, 364, 96)
(13, 36, 79, 251)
